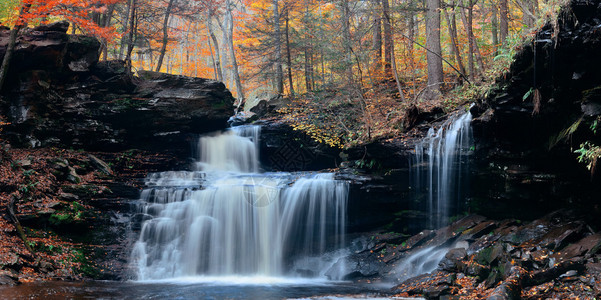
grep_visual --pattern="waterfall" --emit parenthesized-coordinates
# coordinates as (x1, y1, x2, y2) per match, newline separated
(412, 112, 472, 228)
(395, 111, 472, 281)
(130, 126, 348, 281)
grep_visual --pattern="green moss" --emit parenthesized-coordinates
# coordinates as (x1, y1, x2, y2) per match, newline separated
(476, 246, 494, 265)
(113, 98, 148, 110)
(49, 201, 89, 226)
(61, 184, 111, 198)
(211, 101, 229, 109)
(582, 86, 601, 102)
(71, 249, 101, 279)
(27, 241, 63, 254)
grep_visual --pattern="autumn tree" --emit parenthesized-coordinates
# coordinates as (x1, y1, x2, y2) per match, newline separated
(425, 0, 443, 98)
(0, 0, 118, 90)
(155, 0, 176, 71)
(224, 0, 245, 104)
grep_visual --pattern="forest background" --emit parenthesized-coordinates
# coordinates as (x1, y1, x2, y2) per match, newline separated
(0, 0, 566, 148)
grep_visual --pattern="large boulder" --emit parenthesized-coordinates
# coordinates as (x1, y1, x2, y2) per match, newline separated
(0, 23, 234, 155)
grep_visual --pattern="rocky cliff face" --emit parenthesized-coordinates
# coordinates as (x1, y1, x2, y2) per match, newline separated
(0, 21, 234, 155)
(470, 0, 601, 221)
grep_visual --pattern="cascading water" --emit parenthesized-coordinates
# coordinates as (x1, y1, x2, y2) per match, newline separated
(395, 111, 473, 280)
(412, 111, 473, 228)
(130, 126, 348, 281)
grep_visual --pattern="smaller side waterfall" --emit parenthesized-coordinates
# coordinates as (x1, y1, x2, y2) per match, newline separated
(412, 112, 473, 228)
(395, 112, 473, 282)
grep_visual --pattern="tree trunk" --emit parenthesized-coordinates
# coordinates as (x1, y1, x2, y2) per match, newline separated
(408, 15, 415, 54)
(520, 0, 536, 29)
(118, 1, 132, 60)
(304, 3, 313, 92)
(491, 0, 499, 54)
(390, 42, 406, 102)
(382, 0, 393, 76)
(341, 0, 354, 84)
(304, 46, 312, 92)
(460, 5, 485, 79)
(372, 0, 382, 67)
(499, 0, 509, 44)
(100, 4, 115, 61)
(224, 0, 245, 105)
(466, 2, 475, 80)
(207, 17, 224, 82)
(207, 28, 219, 80)
(0, 26, 21, 91)
(444, 6, 467, 77)
(407, 13, 417, 96)
(273, 0, 284, 94)
(125, 0, 137, 73)
(285, 13, 294, 97)
(8, 196, 34, 254)
(425, 0, 443, 96)
(0, 4, 30, 91)
(155, 0, 176, 72)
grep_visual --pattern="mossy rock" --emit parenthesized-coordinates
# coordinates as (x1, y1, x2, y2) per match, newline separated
(61, 184, 111, 198)
(476, 243, 505, 266)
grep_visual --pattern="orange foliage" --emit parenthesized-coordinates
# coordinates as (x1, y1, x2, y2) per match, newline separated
(11, 0, 120, 41)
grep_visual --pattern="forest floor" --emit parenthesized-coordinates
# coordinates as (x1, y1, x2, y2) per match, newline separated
(0, 146, 177, 284)
(275, 74, 487, 150)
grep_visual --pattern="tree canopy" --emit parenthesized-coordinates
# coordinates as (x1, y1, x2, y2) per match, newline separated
(0, 0, 568, 146)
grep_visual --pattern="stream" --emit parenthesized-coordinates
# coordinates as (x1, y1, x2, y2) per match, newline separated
(0, 280, 386, 299)
(0, 114, 471, 299)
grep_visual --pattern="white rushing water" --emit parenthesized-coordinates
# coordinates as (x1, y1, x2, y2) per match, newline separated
(130, 126, 348, 281)
(395, 111, 473, 281)
(412, 112, 472, 228)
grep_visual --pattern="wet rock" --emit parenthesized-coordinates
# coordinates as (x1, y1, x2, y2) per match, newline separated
(423, 284, 451, 299)
(249, 99, 268, 117)
(65, 35, 100, 72)
(228, 111, 258, 126)
(326, 253, 384, 280)
(558, 269, 579, 281)
(59, 192, 79, 201)
(462, 220, 497, 241)
(586, 262, 601, 273)
(476, 243, 505, 266)
(524, 259, 585, 287)
(67, 166, 81, 184)
(38, 260, 55, 273)
(0, 274, 16, 286)
(465, 260, 490, 280)
(0, 252, 19, 266)
(33, 21, 70, 33)
(402, 230, 436, 250)
(553, 233, 601, 261)
(469, 0, 601, 223)
(439, 248, 467, 272)
(19, 159, 32, 168)
(486, 267, 524, 300)
(485, 268, 504, 288)
(393, 271, 455, 298)
(87, 154, 113, 176)
(530, 248, 551, 268)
